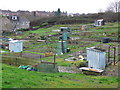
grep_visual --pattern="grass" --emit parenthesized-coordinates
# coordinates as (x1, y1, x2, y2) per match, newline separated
(1, 49, 9, 53)
(2, 64, 119, 88)
(23, 51, 45, 55)
(10, 26, 59, 39)
(2, 22, 119, 67)
(7, 22, 119, 41)
(2, 22, 120, 88)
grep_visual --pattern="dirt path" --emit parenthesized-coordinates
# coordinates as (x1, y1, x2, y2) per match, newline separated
(58, 66, 81, 73)
(102, 62, 119, 76)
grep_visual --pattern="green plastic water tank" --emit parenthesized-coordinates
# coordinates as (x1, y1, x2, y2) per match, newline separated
(63, 32, 69, 40)
(60, 27, 70, 32)
(57, 41, 67, 49)
(57, 41, 67, 55)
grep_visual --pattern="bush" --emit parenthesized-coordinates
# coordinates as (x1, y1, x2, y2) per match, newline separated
(17, 28, 24, 31)
(72, 60, 88, 68)
(42, 22, 48, 26)
(40, 36, 46, 40)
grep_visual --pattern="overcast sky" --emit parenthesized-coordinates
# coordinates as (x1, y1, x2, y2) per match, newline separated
(0, 0, 117, 14)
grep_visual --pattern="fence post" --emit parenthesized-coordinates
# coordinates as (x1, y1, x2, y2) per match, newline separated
(21, 52, 22, 57)
(40, 55, 42, 63)
(61, 40, 65, 54)
(16, 57, 17, 66)
(108, 46, 110, 63)
(54, 54, 56, 68)
(113, 46, 116, 65)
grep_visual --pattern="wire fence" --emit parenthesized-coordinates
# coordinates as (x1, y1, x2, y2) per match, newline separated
(2, 54, 40, 66)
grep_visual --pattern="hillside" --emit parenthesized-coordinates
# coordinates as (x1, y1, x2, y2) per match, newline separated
(1, 22, 119, 88)
(2, 22, 119, 67)
(2, 64, 119, 88)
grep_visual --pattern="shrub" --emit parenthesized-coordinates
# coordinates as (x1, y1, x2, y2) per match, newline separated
(73, 60, 88, 68)
(40, 36, 46, 40)
(42, 22, 48, 26)
(17, 28, 24, 31)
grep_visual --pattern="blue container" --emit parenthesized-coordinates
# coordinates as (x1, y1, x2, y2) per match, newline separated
(102, 37, 110, 43)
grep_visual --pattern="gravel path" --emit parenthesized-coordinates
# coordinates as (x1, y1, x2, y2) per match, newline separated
(58, 66, 81, 73)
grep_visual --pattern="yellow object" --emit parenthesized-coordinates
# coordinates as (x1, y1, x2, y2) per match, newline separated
(89, 68, 98, 72)
(79, 55, 84, 60)
(45, 52, 53, 57)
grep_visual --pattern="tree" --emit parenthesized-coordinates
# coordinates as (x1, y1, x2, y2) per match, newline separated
(55, 8, 61, 16)
(107, 1, 120, 13)
(98, 9, 104, 13)
(104, 1, 120, 22)
(103, 11, 117, 22)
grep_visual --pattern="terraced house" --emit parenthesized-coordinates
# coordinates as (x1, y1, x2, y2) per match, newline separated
(1, 15, 30, 32)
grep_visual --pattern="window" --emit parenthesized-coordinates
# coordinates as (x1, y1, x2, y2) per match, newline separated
(12, 16, 18, 20)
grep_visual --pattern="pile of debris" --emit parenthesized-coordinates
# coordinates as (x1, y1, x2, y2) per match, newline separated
(18, 65, 38, 71)
(65, 55, 86, 61)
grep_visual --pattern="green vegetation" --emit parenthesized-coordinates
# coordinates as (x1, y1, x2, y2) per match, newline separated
(2, 22, 119, 88)
(23, 51, 45, 55)
(2, 64, 119, 88)
(7, 22, 119, 40)
(8, 26, 59, 39)
(1, 49, 9, 52)
(2, 22, 119, 67)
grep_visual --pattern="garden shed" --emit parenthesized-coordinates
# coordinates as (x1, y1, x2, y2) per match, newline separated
(9, 40, 23, 52)
(94, 19, 105, 26)
(86, 47, 106, 70)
